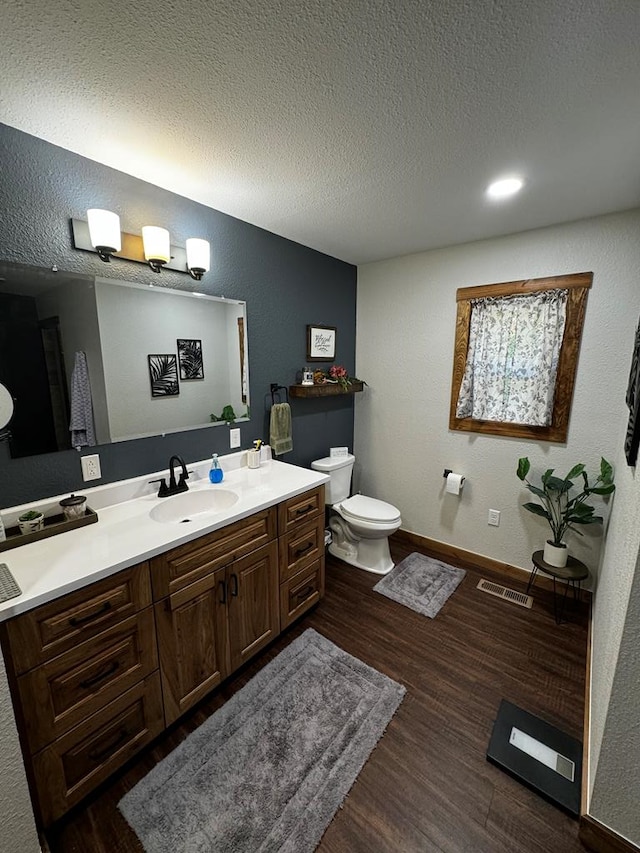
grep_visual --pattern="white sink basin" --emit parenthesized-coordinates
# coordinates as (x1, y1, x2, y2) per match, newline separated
(149, 489, 239, 524)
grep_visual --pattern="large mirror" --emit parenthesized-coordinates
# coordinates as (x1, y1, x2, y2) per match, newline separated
(0, 261, 249, 459)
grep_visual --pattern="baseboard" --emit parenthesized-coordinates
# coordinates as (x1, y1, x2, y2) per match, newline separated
(579, 815, 640, 853)
(392, 528, 567, 595)
(581, 600, 593, 816)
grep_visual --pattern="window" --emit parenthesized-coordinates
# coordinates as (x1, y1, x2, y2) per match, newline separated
(449, 272, 592, 443)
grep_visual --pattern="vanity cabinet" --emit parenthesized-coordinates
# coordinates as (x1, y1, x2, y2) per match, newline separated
(0, 487, 324, 827)
(0, 562, 163, 826)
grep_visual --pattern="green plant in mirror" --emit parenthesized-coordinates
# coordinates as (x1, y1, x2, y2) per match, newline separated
(210, 405, 237, 423)
(516, 457, 615, 546)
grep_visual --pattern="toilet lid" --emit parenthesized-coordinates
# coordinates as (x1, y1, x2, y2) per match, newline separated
(340, 494, 401, 523)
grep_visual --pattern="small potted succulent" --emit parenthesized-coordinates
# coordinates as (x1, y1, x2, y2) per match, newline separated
(516, 457, 615, 567)
(18, 509, 45, 535)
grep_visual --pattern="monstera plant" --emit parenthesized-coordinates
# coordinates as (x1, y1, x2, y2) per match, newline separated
(516, 457, 615, 567)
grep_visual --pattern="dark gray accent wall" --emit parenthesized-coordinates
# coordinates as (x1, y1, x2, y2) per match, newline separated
(0, 124, 357, 507)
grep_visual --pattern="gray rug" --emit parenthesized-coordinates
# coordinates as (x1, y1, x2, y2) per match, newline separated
(373, 552, 466, 618)
(119, 629, 405, 853)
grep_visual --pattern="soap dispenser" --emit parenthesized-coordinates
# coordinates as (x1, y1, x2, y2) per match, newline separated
(209, 453, 224, 484)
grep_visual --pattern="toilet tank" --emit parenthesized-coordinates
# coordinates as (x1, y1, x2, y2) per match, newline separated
(311, 454, 355, 504)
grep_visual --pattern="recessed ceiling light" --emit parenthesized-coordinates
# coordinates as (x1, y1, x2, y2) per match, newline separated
(486, 177, 524, 200)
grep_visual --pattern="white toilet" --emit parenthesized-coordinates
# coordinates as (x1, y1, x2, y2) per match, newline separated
(311, 453, 402, 575)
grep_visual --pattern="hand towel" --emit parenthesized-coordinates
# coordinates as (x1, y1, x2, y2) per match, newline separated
(69, 351, 97, 449)
(270, 402, 293, 456)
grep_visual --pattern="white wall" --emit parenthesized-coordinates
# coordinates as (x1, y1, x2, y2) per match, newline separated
(590, 542, 640, 842)
(355, 208, 640, 843)
(355, 209, 640, 577)
(0, 656, 41, 852)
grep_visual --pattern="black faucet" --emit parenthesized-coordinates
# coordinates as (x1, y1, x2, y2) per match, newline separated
(150, 455, 190, 498)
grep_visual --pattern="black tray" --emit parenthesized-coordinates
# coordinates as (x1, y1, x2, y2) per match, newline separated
(0, 508, 99, 552)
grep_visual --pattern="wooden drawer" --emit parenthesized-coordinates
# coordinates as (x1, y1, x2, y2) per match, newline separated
(16, 608, 158, 753)
(151, 507, 277, 599)
(280, 557, 324, 629)
(279, 514, 324, 583)
(3, 562, 152, 674)
(277, 486, 324, 535)
(33, 671, 164, 827)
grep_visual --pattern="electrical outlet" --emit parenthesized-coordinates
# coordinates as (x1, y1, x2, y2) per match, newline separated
(81, 454, 101, 481)
(229, 428, 241, 448)
(488, 508, 501, 527)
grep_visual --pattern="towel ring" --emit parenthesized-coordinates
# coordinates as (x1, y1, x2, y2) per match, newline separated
(265, 383, 289, 410)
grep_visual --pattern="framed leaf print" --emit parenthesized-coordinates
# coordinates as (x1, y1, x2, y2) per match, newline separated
(148, 354, 179, 397)
(177, 338, 204, 380)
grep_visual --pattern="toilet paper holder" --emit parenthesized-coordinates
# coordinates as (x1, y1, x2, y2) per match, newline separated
(443, 469, 466, 492)
(443, 469, 465, 480)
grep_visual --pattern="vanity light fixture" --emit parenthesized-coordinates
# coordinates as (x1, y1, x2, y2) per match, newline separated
(142, 226, 171, 273)
(86, 209, 121, 262)
(486, 176, 524, 200)
(185, 238, 211, 281)
(72, 213, 210, 280)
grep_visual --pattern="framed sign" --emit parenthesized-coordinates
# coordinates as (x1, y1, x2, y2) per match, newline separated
(307, 325, 336, 361)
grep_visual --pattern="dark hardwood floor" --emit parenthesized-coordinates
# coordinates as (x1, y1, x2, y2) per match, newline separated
(47, 540, 589, 852)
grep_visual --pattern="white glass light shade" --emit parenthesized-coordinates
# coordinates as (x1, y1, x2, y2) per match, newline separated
(186, 238, 210, 278)
(486, 177, 524, 200)
(142, 226, 171, 265)
(87, 209, 121, 254)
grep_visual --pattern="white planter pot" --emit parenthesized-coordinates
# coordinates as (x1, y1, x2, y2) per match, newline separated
(543, 539, 568, 568)
(18, 512, 44, 535)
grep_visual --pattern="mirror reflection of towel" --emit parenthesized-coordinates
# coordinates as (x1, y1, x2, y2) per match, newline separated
(69, 351, 97, 450)
(270, 402, 293, 456)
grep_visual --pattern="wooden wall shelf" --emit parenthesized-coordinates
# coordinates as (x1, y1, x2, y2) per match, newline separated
(289, 382, 364, 398)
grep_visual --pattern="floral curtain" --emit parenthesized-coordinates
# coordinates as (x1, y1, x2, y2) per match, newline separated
(456, 289, 568, 426)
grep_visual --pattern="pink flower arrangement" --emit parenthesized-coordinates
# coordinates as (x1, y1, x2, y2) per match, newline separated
(311, 365, 365, 390)
(329, 365, 348, 381)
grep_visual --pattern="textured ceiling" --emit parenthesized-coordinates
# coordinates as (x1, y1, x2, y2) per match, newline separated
(1, 0, 640, 264)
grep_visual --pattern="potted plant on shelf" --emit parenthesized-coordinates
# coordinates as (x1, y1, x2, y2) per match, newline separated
(17, 509, 45, 535)
(516, 457, 616, 568)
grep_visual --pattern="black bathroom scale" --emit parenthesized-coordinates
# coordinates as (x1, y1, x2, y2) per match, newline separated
(486, 699, 582, 817)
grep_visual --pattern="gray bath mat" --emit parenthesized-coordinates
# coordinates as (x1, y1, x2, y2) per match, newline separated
(373, 552, 466, 618)
(119, 629, 405, 853)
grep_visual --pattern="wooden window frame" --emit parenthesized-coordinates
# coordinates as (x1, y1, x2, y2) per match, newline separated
(449, 272, 593, 443)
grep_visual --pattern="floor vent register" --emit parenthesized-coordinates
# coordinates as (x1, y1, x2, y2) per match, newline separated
(477, 578, 533, 609)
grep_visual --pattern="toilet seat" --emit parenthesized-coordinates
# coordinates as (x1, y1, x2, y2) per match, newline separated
(339, 494, 401, 524)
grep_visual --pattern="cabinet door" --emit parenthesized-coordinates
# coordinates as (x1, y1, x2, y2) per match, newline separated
(150, 507, 277, 599)
(155, 566, 228, 725)
(17, 608, 157, 753)
(227, 541, 279, 672)
(33, 672, 164, 827)
(3, 562, 151, 674)
(280, 557, 324, 630)
(277, 486, 324, 535)
(278, 514, 324, 582)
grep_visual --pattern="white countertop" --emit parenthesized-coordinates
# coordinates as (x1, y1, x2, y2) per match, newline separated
(0, 455, 328, 622)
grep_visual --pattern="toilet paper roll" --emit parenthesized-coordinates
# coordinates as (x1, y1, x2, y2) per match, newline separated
(445, 472, 465, 495)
